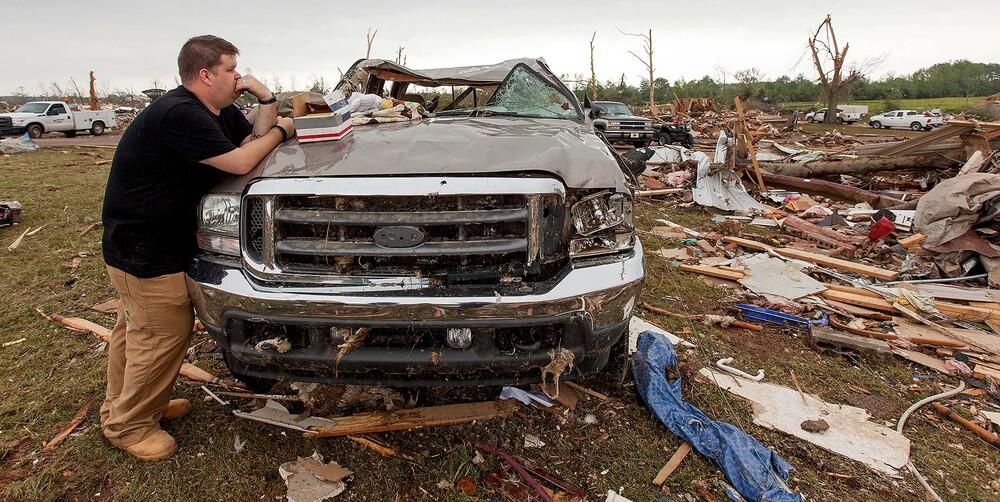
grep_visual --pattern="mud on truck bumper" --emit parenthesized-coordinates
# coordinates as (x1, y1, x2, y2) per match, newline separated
(187, 177, 645, 386)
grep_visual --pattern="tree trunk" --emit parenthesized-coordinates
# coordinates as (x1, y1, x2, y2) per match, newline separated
(824, 91, 838, 124)
(647, 29, 654, 107)
(760, 172, 904, 208)
(759, 154, 955, 177)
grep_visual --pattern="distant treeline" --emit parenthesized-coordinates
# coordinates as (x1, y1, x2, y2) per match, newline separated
(569, 60, 1000, 107)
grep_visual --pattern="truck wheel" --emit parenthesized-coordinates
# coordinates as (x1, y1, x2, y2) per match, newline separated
(26, 124, 43, 139)
(90, 121, 105, 136)
(64, 131, 76, 138)
(806, 116, 815, 123)
(837, 117, 845, 124)
(656, 133, 671, 146)
(910, 122, 923, 131)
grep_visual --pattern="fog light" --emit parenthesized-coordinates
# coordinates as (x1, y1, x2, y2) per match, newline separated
(446, 328, 473, 349)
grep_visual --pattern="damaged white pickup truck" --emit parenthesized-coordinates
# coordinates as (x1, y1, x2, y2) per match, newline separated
(186, 58, 644, 389)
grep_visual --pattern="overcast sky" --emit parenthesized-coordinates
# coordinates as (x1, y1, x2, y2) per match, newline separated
(5, 0, 997, 96)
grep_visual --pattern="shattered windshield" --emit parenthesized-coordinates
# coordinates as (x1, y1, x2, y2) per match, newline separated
(16, 103, 48, 114)
(439, 65, 580, 120)
(595, 103, 632, 116)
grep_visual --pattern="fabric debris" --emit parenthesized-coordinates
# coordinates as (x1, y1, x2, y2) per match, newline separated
(632, 331, 802, 502)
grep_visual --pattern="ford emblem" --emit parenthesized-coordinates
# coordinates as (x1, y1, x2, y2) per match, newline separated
(373, 226, 425, 248)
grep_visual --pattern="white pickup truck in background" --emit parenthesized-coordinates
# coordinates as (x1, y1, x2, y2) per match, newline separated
(0, 101, 116, 138)
(805, 107, 863, 124)
(867, 109, 942, 131)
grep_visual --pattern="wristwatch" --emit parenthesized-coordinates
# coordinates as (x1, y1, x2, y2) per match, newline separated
(258, 94, 277, 105)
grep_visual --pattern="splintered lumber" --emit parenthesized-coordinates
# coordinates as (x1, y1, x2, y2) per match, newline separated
(723, 236, 899, 280)
(932, 402, 1000, 449)
(829, 318, 965, 348)
(820, 290, 896, 312)
(820, 288, 1000, 322)
(734, 97, 767, 190)
(760, 172, 904, 208)
(897, 234, 927, 253)
(304, 400, 518, 437)
(47, 312, 220, 383)
(783, 216, 861, 251)
(564, 381, 609, 401)
(636, 188, 685, 197)
(652, 442, 692, 485)
(679, 264, 745, 281)
(43, 398, 94, 451)
(974, 364, 1000, 386)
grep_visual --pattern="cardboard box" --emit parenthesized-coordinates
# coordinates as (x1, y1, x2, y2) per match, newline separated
(295, 112, 353, 143)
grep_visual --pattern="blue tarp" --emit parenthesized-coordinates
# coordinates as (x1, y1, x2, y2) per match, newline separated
(632, 331, 802, 502)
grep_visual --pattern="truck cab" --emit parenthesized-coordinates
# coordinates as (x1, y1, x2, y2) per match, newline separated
(868, 110, 935, 131)
(0, 101, 116, 138)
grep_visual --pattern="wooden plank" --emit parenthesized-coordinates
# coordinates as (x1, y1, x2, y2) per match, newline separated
(897, 233, 926, 252)
(43, 398, 94, 451)
(722, 237, 900, 280)
(679, 264, 746, 281)
(987, 320, 1000, 337)
(304, 401, 518, 437)
(823, 299, 893, 320)
(974, 365, 1000, 386)
(913, 284, 1000, 303)
(822, 283, 883, 299)
(893, 349, 951, 374)
(734, 96, 766, 191)
(652, 442, 692, 485)
(820, 290, 896, 312)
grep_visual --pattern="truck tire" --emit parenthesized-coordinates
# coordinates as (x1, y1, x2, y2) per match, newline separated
(870, 121, 881, 129)
(837, 117, 845, 124)
(90, 121, 105, 136)
(656, 133, 671, 146)
(26, 123, 43, 139)
(806, 116, 815, 123)
(910, 122, 923, 131)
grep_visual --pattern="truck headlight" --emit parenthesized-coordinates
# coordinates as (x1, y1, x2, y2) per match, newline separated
(197, 194, 240, 256)
(12, 118, 25, 125)
(569, 191, 635, 258)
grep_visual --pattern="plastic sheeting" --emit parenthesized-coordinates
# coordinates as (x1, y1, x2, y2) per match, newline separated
(632, 331, 802, 502)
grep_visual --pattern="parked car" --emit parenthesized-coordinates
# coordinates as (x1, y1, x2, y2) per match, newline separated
(588, 100, 654, 147)
(868, 110, 937, 131)
(805, 107, 861, 124)
(0, 101, 116, 138)
(187, 58, 645, 389)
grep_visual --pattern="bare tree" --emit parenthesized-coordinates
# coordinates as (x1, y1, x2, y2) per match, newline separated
(151, 79, 163, 90)
(807, 14, 860, 124)
(289, 74, 298, 92)
(68, 78, 86, 103)
(309, 74, 330, 94)
(89, 71, 99, 110)
(366, 27, 378, 59)
(621, 29, 655, 107)
(270, 74, 284, 93)
(395, 47, 406, 66)
(49, 82, 65, 100)
(589, 32, 597, 100)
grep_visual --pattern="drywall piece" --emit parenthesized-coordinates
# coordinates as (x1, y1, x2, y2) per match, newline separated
(699, 368, 910, 476)
(629, 317, 693, 354)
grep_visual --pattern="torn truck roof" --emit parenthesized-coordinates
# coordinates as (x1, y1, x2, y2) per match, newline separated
(348, 57, 557, 87)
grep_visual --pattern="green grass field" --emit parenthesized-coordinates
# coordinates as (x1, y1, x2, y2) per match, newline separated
(783, 96, 985, 115)
(2, 148, 999, 500)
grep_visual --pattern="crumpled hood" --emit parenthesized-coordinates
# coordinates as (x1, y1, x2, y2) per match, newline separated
(217, 117, 625, 192)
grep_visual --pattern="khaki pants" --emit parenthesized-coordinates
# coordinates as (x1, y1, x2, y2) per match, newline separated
(101, 266, 193, 447)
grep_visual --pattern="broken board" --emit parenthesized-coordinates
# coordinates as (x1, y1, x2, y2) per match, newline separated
(305, 400, 517, 437)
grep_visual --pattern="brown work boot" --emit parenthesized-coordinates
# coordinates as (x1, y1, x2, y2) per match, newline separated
(161, 399, 191, 420)
(123, 430, 176, 461)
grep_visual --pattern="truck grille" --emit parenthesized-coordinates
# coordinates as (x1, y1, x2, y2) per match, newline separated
(242, 177, 566, 284)
(616, 120, 649, 131)
(0, 116, 12, 131)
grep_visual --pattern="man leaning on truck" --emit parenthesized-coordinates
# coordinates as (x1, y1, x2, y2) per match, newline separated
(99, 35, 294, 461)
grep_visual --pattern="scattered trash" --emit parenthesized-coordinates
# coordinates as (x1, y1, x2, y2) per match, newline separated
(523, 433, 546, 448)
(0, 133, 39, 155)
(2, 337, 26, 348)
(278, 451, 351, 502)
(539, 348, 575, 399)
(500, 386, 555, 407)
(233, 434, 245, 453)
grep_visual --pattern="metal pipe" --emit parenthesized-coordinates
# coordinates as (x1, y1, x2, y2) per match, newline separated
(884, 273, 987, 285)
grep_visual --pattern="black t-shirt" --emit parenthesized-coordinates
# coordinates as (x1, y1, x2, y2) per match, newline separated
(102, 86, 252, 278)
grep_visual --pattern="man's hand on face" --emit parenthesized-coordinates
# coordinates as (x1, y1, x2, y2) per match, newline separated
(235, 75, 271, 101)
(276, 116, 296, 138)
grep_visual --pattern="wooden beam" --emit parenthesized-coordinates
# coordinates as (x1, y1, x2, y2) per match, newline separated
(652, 442, 692, 485)
(723, 236, 899, 280)
(679, 264, 745, 281)
(734, 96, 767, 190)
(304, 400, 517, 437)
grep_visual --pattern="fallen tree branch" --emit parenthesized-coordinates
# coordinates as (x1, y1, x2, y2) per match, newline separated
(761, 172, 904, 208)
(759, 154, 954, 177)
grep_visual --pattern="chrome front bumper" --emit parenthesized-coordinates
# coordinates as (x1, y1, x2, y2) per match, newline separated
(188, 239, 644, 334)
